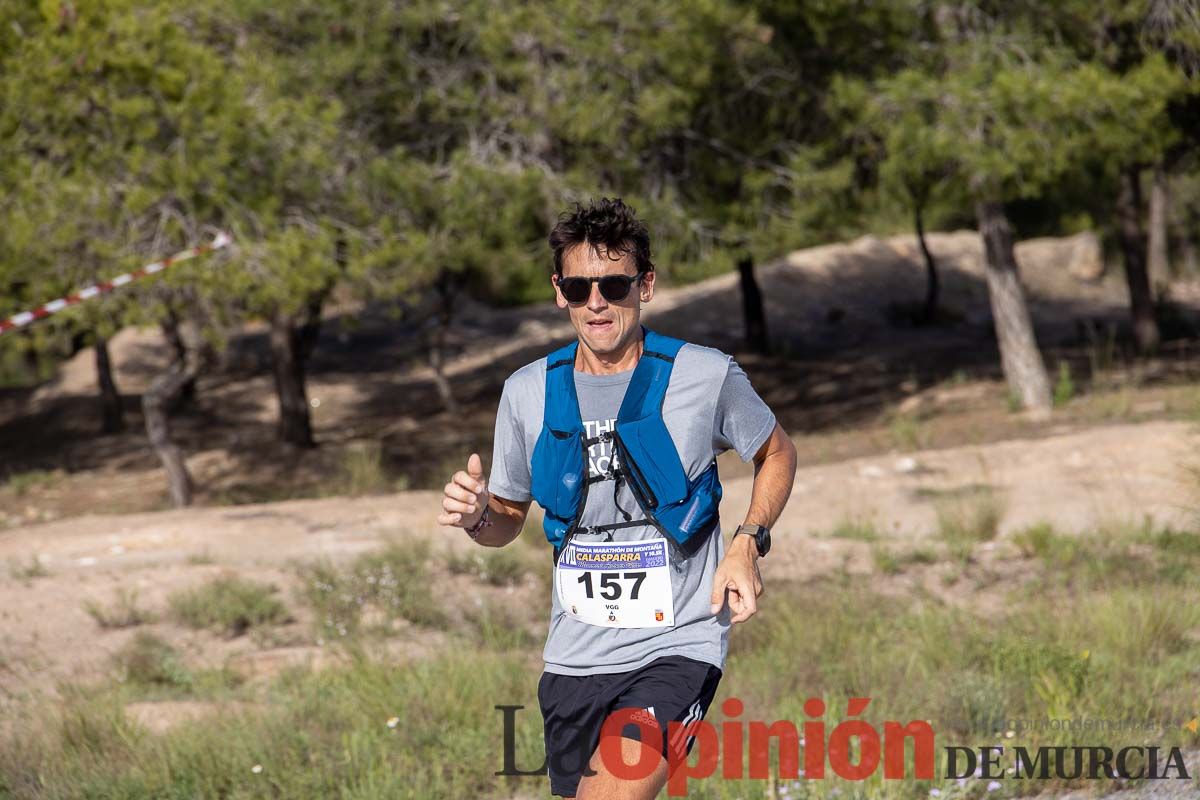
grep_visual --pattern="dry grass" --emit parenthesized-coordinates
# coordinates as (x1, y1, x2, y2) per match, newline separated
(84, 588, 156, 629)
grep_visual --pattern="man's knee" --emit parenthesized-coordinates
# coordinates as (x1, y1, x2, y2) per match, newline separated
(577, 735, 668, 800)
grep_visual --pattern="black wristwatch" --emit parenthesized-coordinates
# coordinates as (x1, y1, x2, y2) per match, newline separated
(734, 524, 771, 557)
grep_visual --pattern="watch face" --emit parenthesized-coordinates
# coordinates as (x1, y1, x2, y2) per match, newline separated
(740, 525, 770, 557)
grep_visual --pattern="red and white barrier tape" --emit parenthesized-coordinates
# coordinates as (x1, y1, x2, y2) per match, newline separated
(0, 232, 231, 336)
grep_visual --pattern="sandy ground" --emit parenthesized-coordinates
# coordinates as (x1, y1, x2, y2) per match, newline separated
(3, 419, 1195, 703)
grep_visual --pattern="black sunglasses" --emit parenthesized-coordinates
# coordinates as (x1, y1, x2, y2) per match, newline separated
(555, 273, 645, 305)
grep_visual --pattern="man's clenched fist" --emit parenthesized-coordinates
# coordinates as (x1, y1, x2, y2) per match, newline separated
(438, 452, 490, 529)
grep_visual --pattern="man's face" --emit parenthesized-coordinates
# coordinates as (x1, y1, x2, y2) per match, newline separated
(553, 243, 655, 357)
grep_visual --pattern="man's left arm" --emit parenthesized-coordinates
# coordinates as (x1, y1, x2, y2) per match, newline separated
(710, 421, 798, 623)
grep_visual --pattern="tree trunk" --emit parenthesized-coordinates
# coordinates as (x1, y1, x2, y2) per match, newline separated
(429, 271, 459, 413)
(737, 254, 771, 354)
(161, 309, 196, 406)
(1147, 164, 1170, 289)
(143, 321, 205, 507)
(267, 284, 332, 448)
(974, 200, 1052, 418)
(265, 246, 342, 446)
(1116, 167, 1160, 354)
(94, 335, 125, 433)
(269, 308, 316, 448)
(1181, 235, 1198, 277)
(915, 204, 940, 324)
(729, 256, 768, 357)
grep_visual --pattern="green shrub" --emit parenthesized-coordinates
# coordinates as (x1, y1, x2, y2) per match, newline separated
(296, 539, 445, 641)
(462, 598, 538, 651)
(1154, 527, 1200, 557)
(7, 554, 49, 581)
(935, 486, 1005, 560)
(1012, 521, 1058, 558)
(872, 543, 939, 575)
(339, 440, 391, 496)
(84, 588, 156, 629)
(1053, 361, 1075, 406)
(446, 546, 529, 587)
(168, 574, 290, 636)
(888, 412, 928, 451)
(113, 631, 193, 690)
(871, 544, 900, 575)
(5, 469, 59, 497)
(827, 516, 880, 542)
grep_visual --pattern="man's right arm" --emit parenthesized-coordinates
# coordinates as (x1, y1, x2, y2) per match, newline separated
(438, 376, 535, 547)
(472, 494, 530, 547)
(438, 452, 530, 546)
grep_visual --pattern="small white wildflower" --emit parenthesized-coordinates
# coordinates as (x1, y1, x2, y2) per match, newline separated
(251, 764, 263, 774)
(387, 716, 400, 729)
(929, 790, 941, 798)
(987, 780, 1001, 791)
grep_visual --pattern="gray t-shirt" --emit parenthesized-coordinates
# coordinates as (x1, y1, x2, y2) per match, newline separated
(489, 341, 776, 676)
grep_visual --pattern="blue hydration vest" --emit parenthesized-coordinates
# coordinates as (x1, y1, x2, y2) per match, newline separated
(530, 327, 722, 556)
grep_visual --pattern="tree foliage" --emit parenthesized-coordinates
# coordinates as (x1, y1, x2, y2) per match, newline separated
(2, 0, 1200, 478)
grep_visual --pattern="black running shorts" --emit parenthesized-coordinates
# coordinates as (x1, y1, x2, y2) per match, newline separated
(537, 655, 723, 797)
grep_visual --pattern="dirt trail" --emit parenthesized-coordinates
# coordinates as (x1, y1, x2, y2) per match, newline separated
(2, 419, 1195, 707)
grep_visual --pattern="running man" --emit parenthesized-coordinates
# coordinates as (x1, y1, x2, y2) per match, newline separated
(438, 197, 797, 799)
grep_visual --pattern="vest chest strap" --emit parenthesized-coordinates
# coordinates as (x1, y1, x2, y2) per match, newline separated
(582, 430, 613, 448)
(580, 519, 649, 535)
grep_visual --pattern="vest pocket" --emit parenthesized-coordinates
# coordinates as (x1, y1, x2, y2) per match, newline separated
(612, 431, 657, 509)
(531, 427, 585, 530)
(615, 419, 688, 508)
(657, 461, 720, 542)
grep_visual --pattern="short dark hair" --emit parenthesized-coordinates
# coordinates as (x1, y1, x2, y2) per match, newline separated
(548, 197, 654, 276)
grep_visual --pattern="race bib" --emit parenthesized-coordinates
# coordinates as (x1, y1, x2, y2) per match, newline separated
(556, 539, 675, 628)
